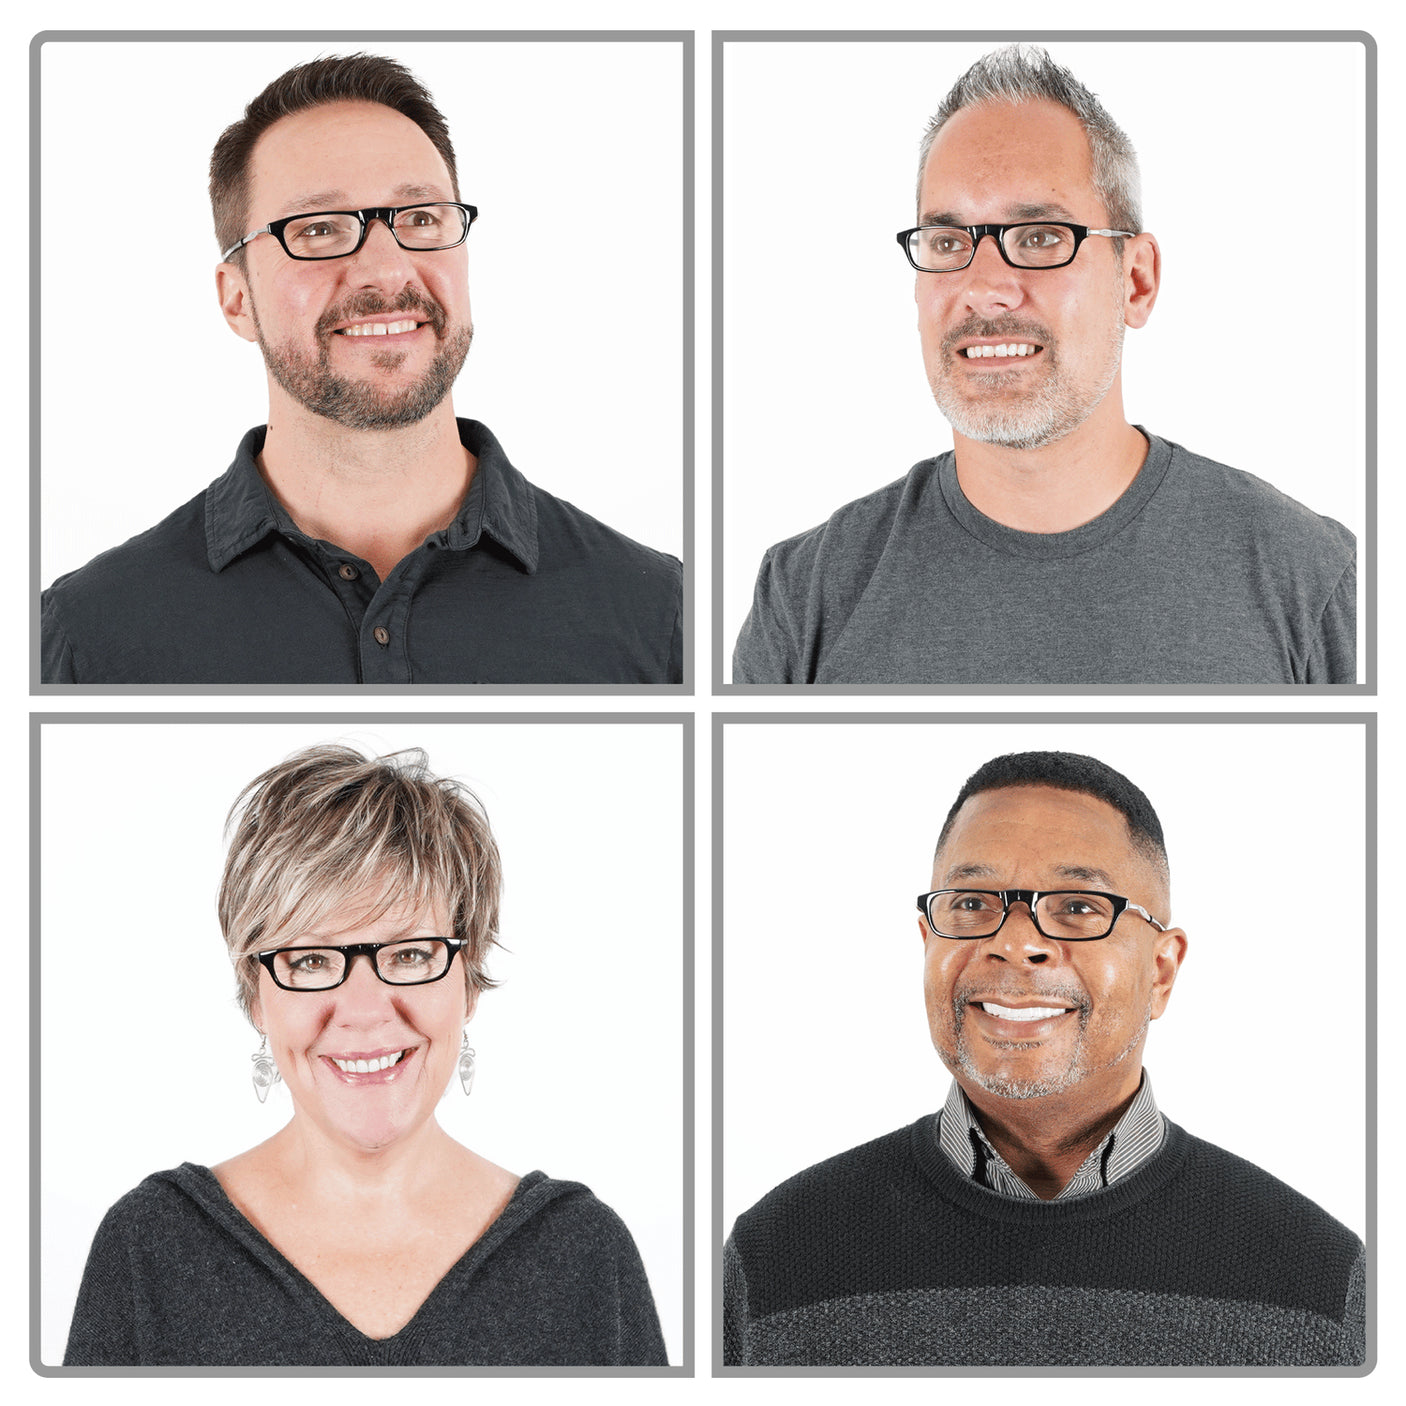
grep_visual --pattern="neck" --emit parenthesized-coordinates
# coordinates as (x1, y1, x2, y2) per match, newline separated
(952, 395, 1148, 534)
(257, 396, 475, 582)
(959, 1066, 1143, 1201)
(264, 1109, 463, 1207)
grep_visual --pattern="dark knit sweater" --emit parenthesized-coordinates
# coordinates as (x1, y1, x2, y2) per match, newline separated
(64, 1164, 667, 1366)
(725, 1118, 1365, 1367)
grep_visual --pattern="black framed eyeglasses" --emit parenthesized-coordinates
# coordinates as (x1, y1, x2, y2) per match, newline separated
(896, 222, 1135, 273)
(223, 203, 478, 262)
(256, 937, 466, 991)
(916, 889, 1166, 942)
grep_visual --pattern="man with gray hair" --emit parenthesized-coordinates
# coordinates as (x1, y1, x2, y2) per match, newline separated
(724, 751, 1365, 1366)
(733, 46, 1354, 685)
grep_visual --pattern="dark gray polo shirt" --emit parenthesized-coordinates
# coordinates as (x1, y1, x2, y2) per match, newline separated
(42, 420, 682, 684)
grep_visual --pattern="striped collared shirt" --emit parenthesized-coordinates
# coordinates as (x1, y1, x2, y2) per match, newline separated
(937, 1070, 1165, 1201)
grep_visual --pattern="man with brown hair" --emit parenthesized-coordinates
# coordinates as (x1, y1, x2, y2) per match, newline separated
(42, 54, 681, 684)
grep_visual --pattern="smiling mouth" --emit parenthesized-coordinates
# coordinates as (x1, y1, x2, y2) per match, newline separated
(960, 342, 1042, 360)
(329, 1049, 411, 1073)
(976, 1001, 1072, 1022)
(335, 320, 425, 338)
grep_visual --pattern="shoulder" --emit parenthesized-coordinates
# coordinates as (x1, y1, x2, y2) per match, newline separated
(1158, 438, 1355, 563)
(1176, 1128, 1362, 1253)
(44, 493, 210, 603)
(731, 1121, 924, 1255)
(508, 1174, 642, 1253)
(527, 481, 681, 585)
(41, 491, 212, 664)
(758, 466, 936, 585)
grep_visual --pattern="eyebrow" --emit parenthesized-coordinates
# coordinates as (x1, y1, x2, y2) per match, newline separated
(280, 181, 452, 213)
(938, 861, 1119, 889)
(918, 202, 1081, 228)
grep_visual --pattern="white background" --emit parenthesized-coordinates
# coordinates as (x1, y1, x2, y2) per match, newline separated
(722, 38, 1368, 666)
(38, 719, 686, 1367)
(723, 720, 1367, 1240)
(39, 37, 685, 583)
(7, 0, 1401, 1401)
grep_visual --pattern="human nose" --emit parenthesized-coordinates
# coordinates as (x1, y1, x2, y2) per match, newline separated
(979, 899, 1057, 965)
(961, 233, 1026, 317)
(331, 954, 397, 1018)
(346, 216, 420, 287)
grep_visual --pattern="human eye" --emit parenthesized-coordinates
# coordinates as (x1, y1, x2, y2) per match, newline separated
(1049, 893, 1111, 918)
(946, 891, 999, 913)
(927, 228, 970, 256)
(1015, 224, 1067, 250)
(285, 947, 333, 972)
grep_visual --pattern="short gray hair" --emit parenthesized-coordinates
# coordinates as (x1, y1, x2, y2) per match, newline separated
(916, 44, 1142, 234)
(220, 745, 501, 1019)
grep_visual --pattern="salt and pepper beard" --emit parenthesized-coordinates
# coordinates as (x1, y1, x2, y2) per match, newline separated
(250, 287, 473, 432)
(928, 267, 1126, 451)
(944, 982, 1150, 1101)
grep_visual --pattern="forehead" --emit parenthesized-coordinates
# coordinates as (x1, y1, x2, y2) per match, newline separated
(919, 98, 1101, 223)
(246, 99, 455, 220)
(302, 888, 451, 942)
(933, 784, 1143, 888)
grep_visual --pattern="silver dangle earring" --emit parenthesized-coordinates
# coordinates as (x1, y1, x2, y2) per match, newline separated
(251, 1032, 282, 1103)
(458, 1031, 476, 1096)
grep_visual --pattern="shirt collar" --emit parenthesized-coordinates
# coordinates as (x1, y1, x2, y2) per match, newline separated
(204, 418, 540, 575)
(937, 1070, 1164, 1201)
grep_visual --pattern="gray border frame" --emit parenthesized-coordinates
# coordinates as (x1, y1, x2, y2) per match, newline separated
(32, 711, 694, 1377)
(31, 30, 694, 698)
(713, 711, 1376, 1376)
(713, 30, 1376, 697)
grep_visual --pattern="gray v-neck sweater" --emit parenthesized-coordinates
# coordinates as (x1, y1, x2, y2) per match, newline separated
(64, 1164, 666, 1366)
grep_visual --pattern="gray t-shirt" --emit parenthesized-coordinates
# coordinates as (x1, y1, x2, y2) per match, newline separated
(733, 433, 1355, 685)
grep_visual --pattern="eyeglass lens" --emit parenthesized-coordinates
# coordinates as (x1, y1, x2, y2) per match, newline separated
(927, 891, 1118, 939)
(282, 205, 467, 259)
(906, 223, 1076, 272)
(269, 939, 453, 989)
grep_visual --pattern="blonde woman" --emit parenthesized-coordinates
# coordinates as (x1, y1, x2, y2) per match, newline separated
(65, 745, 665, 1366)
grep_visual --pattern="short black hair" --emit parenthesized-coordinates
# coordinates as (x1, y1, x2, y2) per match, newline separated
(935, 751, 1168, 880)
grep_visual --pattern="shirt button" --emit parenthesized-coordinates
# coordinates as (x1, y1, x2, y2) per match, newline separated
(338, 563, 359, 581)
(373, 626, 391, 647)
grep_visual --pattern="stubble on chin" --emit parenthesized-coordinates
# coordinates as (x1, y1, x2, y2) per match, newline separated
(250, 290, 473, 432)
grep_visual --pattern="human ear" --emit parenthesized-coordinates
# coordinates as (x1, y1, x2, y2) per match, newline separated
(1147, 925, 1187, 1018)
(216, 262, 260, 344)
(1122, 232, 1160, 329)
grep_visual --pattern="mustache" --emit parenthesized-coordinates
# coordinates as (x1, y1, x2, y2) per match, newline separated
(942, 316, 1053, 359)
(316, 287, 448, 340)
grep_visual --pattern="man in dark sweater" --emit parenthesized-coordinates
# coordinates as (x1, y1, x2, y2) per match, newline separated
(724, 751, 1366, 1367)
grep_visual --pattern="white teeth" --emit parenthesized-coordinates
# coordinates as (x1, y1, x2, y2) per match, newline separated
(338, 319, 420, 337)
(979, 1002, 1069, 1022)
(331, 1051, 405, 1073)
(964, 343, 1035, 359)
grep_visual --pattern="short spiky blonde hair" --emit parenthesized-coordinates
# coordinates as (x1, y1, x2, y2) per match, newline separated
(220, 745, 500, 1019)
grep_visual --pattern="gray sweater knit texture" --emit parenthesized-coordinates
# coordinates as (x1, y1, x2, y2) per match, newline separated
(725, 1118, 1365, 1367)
(65, 1164, 666, 1366)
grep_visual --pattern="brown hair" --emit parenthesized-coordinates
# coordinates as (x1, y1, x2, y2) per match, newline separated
(219, 745, 500, 1018)
(209, 52, 460, 260)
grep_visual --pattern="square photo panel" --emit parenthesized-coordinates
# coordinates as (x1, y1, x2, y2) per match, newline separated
(720, 716, 1369, 1371)
(38, 716, 688, 1371)
(720, 37, 1368, 689)
(38, 36, 686, 688)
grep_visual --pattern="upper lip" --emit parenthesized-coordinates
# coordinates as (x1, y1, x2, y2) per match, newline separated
(332, 314, 426, 331)
(966, 995, 1076, 1010)
(321, 1046, 412, 1060)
